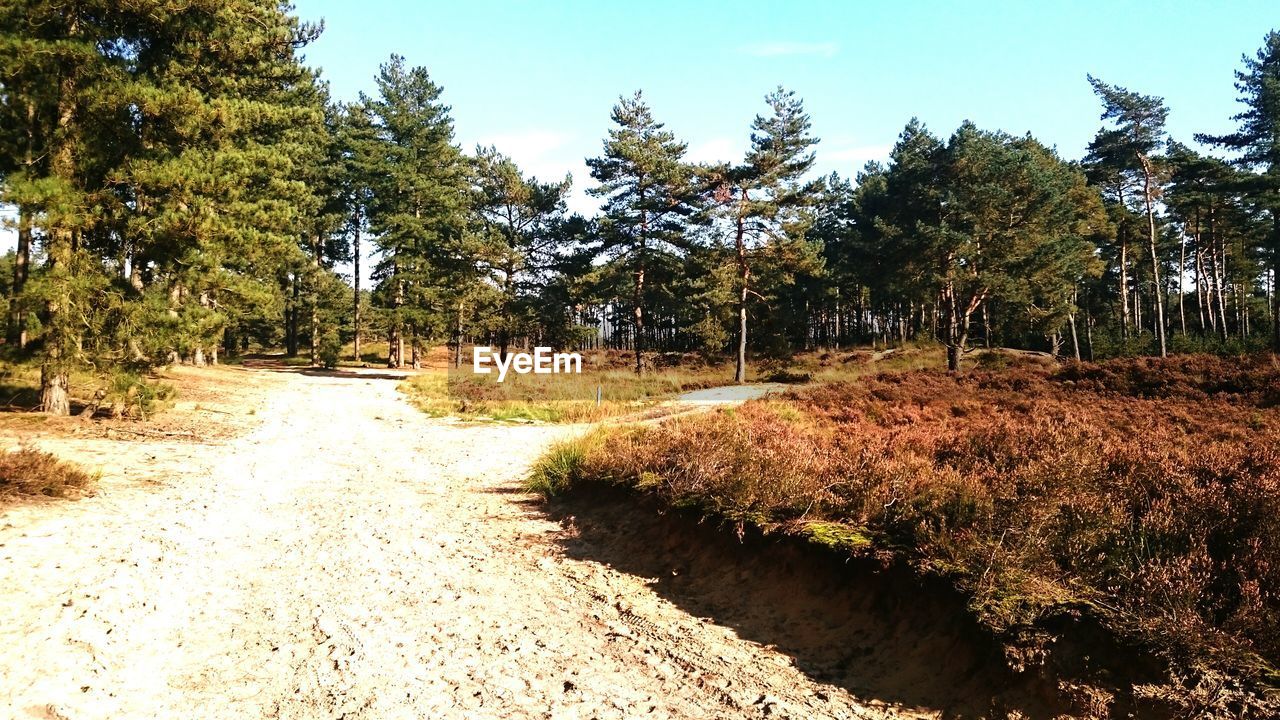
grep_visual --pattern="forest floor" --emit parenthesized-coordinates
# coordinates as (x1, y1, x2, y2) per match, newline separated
(0, 363, 962, 719)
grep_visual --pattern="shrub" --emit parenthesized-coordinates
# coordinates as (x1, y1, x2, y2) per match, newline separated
(0, 447, 96, 500)
(107, 372, 175, 419)
(319, 331, 342, 369)
(536, 354, 1280, 708)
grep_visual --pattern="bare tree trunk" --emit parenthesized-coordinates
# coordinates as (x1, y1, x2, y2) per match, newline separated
(1068, 288, 1081, 362)
(193, 291, 211, 366)
(981, 304, 991, 348)
(1140, 155, 1166, 357)
(1194, 216, 1207, 334)
(352, 210, 361, 362)
(733, 196, 748, 384)
(833, 286, 842, 349)
(1272, 212, 1280, 351)
(388, 260, 404, 368)
(1085, 309, 1095, 361)
(286, 274, 299, 357)
(1178, 229, 1187, 335)
(308, 233, 322, 365)
(500, 268, 514, 362)
(9, 205, 30, 348)
(1118, 186, 1131, 339)
(1209, 208, 1229, 341)
(453, 304, 463, 369)
(945, 283, 961, 372)
(633, 200, 650, 376)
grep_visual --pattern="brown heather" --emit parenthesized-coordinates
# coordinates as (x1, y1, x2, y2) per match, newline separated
(538, 354, 1280, 698)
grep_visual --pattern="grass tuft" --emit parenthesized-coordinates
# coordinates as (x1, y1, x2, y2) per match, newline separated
(525, 430, 610, 495)
(0, 447, 97, 500)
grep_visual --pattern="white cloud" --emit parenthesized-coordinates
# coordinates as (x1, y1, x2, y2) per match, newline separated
(822, 143, 894, 174)
(685, 137, 741, 165)
(564, 162, 600, 217)
(739, 41, 839, 58)
(471, 129, 575, 183)
(468, 129, 601, 216)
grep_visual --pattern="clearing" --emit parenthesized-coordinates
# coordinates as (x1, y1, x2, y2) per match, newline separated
(0, 365, 970, 719)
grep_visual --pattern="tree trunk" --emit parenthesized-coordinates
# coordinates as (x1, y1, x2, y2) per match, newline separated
(633, 209, 648, 376)
(500, 268, 514, 362)
(309, 233, 321, 365)
(1085, 309, 1095, 361)
(40, 50, 78, 416)
(453, 304, 463, 369)
(41, 364, 70, 415)
(833, 286, 842, 348)
(733, 197, 748, 384)
(1140, 155, 1166, 357)
(1068, 287, 1081, 362)
(1209, 207, 1229, 341)
(945, 283, 961, 372)
(1273, 211, 1280, 352)
(1194, 216, 1207, 334)
(388, 261, 404, 368)
(352, 210, 362, 362)
(981, 304, 991, 348)
(1118, 186, 1130, 339)
(8, 205, 30, 348)
(286, 274, 299, 357)
(1178, 229, 1187, 335)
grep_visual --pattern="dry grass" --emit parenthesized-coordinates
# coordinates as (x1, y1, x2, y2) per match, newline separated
(401, 350, 738, 422)
(403, 346, 948, 423)
(532, 354, 1280, 715)
(0, 447, 97, 501)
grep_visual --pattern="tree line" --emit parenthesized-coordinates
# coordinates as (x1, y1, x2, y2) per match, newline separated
(3, 3, 1280, 415)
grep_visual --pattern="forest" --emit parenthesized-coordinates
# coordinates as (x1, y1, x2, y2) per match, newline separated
(1, 2, 1278, 414)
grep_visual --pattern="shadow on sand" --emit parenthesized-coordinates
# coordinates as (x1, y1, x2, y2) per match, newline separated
(535, 486, 1067, 719)
(240, 355, 411, 382)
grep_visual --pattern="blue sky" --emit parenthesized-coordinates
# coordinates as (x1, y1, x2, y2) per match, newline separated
(295, 0, 1276, 216)
(1, 2, 1274, 248)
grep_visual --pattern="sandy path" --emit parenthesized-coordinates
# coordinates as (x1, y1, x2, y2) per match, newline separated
(672, 383, 790, 405)
(0, 369, 904, 719)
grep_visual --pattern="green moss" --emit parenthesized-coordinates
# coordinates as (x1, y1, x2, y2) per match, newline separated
(803, 521, 872, 551)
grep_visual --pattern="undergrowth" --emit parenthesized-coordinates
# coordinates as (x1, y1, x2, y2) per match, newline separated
(529, 353, 1280, 716)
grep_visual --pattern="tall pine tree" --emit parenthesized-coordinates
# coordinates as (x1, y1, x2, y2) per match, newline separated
(1197, 30, 1280, 351)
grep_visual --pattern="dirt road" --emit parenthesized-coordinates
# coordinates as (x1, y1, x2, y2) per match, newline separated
(0, 368, 926, 719)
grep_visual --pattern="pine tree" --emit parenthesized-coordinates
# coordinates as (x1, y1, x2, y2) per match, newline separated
(587, 91, 694, 375)
(0, 1, 330, 412)
(709, 87, 821, 383)
(334, 102, 382, 362)
(1087, 75, 1171, 356)
(1196, 30, 1280, 351)
(859, 120, 1108, 368)
(473, 146, 572, 359)
(362, 55, 470, 368)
